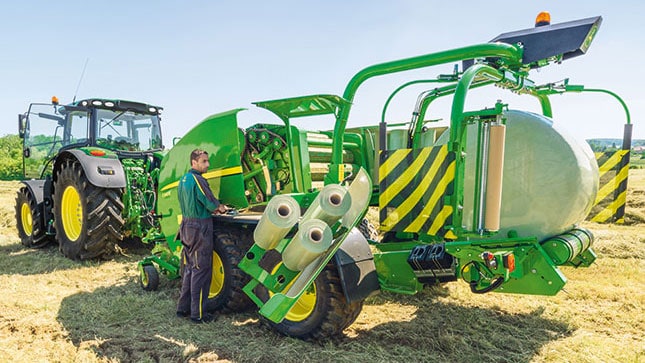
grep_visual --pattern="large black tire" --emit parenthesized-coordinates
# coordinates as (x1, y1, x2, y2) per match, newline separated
(206, 226, 254, 313)
(53, 159, 125, 260)
(257, 259, 365, 340)
(15, 187, 51, 248)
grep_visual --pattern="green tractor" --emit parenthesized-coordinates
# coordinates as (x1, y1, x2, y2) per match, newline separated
(15, 97, 165, 259)
(138, 14, 628, 340)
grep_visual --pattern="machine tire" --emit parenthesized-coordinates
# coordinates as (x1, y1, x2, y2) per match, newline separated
(358, 218, 378, 241)
(53, 158, 125, 260)
(206, 227, 254, 313)
(140, 264, 160, 291)
(15, 187, 50, 248)
(257, 259, 365, 340)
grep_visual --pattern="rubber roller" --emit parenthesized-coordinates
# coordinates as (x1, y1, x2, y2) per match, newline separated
(484, 124, 505, 232)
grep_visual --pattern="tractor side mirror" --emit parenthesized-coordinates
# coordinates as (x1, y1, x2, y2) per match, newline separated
(18, 114, 27, 138)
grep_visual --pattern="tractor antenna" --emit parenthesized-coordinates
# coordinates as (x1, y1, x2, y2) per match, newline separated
(72, 58, 89, 103)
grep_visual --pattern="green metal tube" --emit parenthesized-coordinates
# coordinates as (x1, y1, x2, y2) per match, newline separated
(535, 94, 553, 118)
(536, 85, 630, 124)
(580, 88, 631, 125)
(413, 80, 494, 148)
(449, 64, 504, 142)
(282, 119, 302, 193)
(243, 166, 265, 180)
(329, 43, 523, 179)
(307, 139, 360, 150)
(381, 79, 447, 124)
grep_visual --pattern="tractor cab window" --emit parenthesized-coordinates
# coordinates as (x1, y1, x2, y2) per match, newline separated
(22, 103, 90, 178)
(67, 111, 90, 145)
(95, 109, 162, 152)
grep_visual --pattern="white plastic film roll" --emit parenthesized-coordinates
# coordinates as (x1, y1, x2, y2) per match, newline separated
(484, 124, 506, 232)
(301, 184, 351, 227)
(253, 195, 301, 250)
(282, 218, 333, 271)
(341, 167, 372, 228)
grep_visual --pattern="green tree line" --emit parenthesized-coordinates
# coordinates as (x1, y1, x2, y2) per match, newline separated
(0, 134, 22, 180)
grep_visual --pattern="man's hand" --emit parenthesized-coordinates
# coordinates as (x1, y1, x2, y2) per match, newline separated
(216, 204, 228, 214)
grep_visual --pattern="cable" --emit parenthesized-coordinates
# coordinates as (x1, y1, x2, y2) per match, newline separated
(460, 260, 504, 294)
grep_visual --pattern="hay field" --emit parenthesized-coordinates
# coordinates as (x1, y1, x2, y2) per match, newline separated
(0, 170, 643, 362)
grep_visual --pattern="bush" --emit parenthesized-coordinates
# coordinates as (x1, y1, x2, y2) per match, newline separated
(0, 134, 23, 180)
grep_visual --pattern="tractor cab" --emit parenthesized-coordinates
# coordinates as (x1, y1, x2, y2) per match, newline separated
(18, 97, 163, 179)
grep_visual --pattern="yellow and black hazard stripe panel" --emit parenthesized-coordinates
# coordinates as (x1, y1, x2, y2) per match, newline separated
(587, 149, 630, 223)
(379, 144, 456, 237)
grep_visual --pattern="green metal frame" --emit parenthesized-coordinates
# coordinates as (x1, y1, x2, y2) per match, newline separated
(238, 169, 372, 322)
(319, 20, 609, 297)
(326, 43, 523, 185)
(255, 95, 352, 193)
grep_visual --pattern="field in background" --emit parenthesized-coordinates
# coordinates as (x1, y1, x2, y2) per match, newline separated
(0, 170, 643, 362)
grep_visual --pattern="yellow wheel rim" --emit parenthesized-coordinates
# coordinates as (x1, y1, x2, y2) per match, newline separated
(61, 186, 82, 241)
(141, 270, 149, 287)
(270, 263, 316, 322)
(209, 251, 224, 298)
(21, 202, 33, 236)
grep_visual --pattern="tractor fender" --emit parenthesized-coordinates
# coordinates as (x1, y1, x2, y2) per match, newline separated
(56, 149, 127, 188)
(333, 228, 380, 303)
(19, 179, 46, 204)
(19, 179, 54, 237)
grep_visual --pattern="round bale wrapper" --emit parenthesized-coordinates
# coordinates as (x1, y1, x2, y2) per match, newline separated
(453, 110, 599, 242)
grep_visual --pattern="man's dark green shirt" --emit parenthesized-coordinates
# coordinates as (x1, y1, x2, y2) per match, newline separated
(178, 169, 220, 219)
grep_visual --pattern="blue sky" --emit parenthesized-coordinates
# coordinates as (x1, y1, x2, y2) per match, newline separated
(1, 1, 643, 145)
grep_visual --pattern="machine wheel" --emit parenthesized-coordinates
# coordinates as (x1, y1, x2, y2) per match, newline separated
(53, 158, 125, 260)
(358, 218, 379, 241)
(257, 259, 365, 340)
(206, 227, 254, 312)
(140, 264, 159, 291)
(15, 187, 50, 248)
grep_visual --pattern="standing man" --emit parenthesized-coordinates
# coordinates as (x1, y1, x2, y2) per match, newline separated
(176, 149, 227, 323)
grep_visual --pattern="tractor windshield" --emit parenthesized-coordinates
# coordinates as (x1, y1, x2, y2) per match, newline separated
(96, 109, 162, 152)
(22, 103, 91, 178)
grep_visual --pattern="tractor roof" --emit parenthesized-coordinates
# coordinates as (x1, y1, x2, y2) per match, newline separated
(69, 98, 163, 115)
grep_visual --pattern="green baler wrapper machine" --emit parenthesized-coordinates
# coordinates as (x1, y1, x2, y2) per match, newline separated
(138, 15, 627, 340)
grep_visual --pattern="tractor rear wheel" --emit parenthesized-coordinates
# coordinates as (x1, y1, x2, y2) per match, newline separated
(257, 259, 365, 340)
(53, 159, 125, 260)
(206, 227, 254, 312)
(15, 187, 50, 248)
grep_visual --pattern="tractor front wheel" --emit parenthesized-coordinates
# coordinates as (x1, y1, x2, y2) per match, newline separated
(53, 159, 125, 260)
(140, 264, 160, 291)
(15, 187, 50, 248)
(206, 227, 254, 312)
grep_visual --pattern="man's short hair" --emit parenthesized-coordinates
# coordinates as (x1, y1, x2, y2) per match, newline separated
(190, 149, 208, 162)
